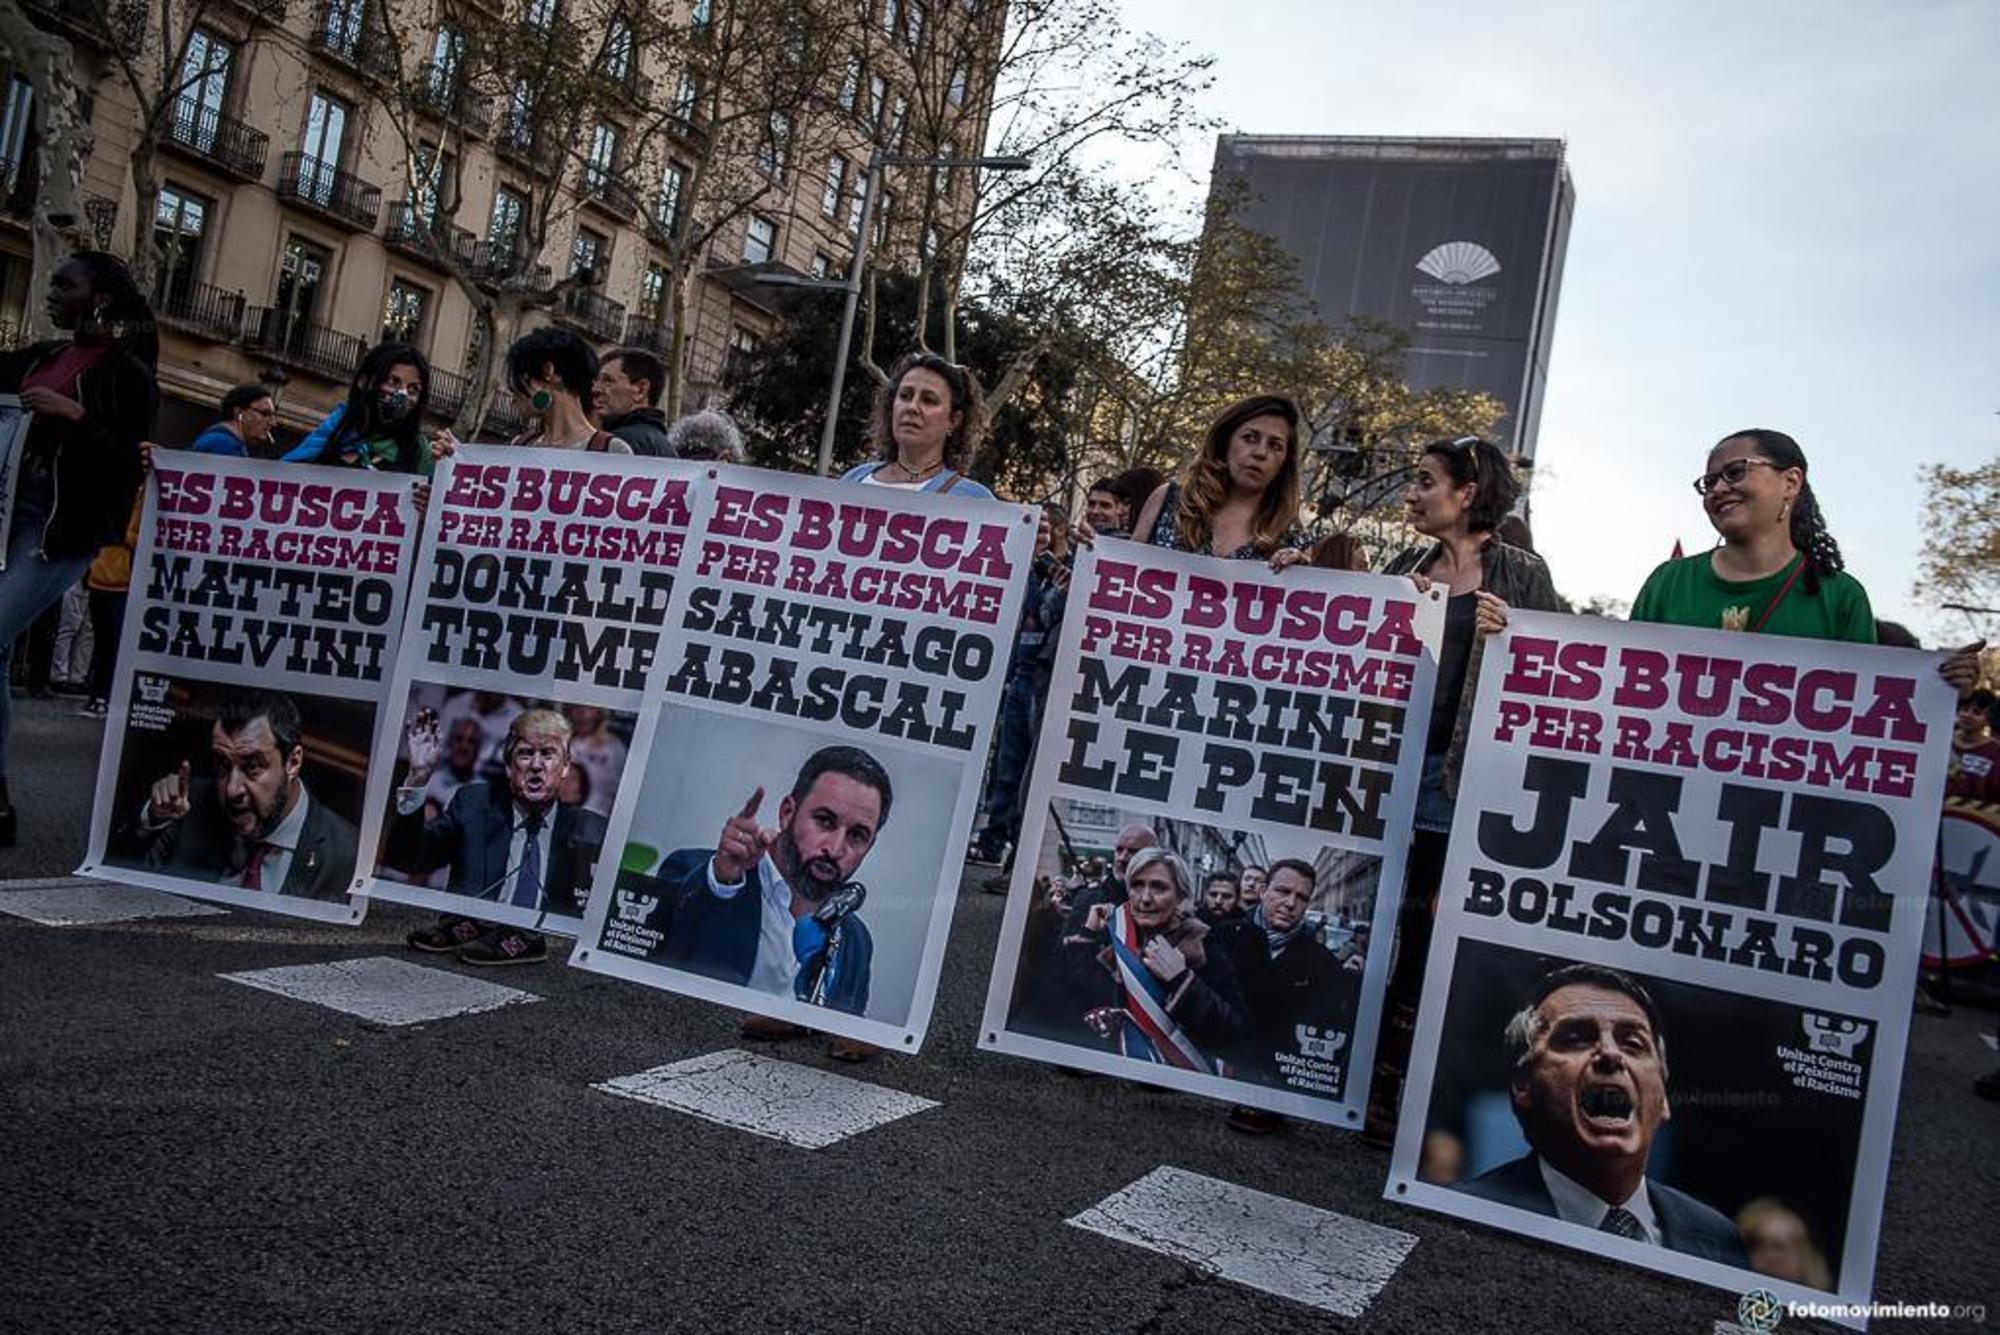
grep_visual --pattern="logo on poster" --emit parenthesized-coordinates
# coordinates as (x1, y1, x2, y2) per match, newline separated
(614, 889, 658, 924)
(1737, 1288, 1784, 1332)
(1802, 1013, 1870, 1058)
(135, 674, 170, 706)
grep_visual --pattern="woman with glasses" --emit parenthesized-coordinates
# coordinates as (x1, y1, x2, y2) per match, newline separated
(1127, 394, 1309, 571)
(842, 352, 994, 498)
(1366, 435, 1559, 1142)
(1634, 429, 1873, 640)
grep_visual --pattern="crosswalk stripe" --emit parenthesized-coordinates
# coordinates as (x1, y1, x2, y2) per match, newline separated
(1069, 1166, 1417, 1318)
(0, 878, 229, 926)
(596, 1048, 939, 1149)
(218, 955, 540, 1026)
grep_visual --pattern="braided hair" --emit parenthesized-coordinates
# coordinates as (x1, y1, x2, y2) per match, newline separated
(1718, 429, 1843, 595)
(67, 250, 158, 369)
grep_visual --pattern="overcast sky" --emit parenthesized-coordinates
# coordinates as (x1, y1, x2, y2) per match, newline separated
(1105, 0, 1999, 644)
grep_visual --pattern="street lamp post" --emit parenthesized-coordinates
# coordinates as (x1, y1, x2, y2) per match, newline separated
(768, 150, 1029, 477)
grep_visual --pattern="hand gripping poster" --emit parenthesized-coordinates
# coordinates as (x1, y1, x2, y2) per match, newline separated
(980, 543, 1444, 1125)
(81, 456, 419, 923)
(570, 466, 1035, 1050)
(1387, 611, 1955, 1326)
(358, 446, 699, 937)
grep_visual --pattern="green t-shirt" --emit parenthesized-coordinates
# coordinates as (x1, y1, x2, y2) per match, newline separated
(1630, 553, 1876, 644)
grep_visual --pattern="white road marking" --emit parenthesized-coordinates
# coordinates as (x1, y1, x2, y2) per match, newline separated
(218, 956, 540, 1026)
(1068, 1166, 1417, 1318)
(0, 878, 228, 926)
(595, 1048, 939, 1149)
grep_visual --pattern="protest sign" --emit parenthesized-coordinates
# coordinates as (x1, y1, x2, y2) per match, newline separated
(0, 396, 28, 568)
(358, 446, 698, 935)
(570, 466, 1035, 1050)
(980, 542, 1443, 1125)
(81, 457, 418, 922)
(1388, 611, 1954, 1324)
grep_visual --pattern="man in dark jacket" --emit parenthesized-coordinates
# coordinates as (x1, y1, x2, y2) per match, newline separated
(591, 346, 673, 456)
(1210, 858, 1360, 1095)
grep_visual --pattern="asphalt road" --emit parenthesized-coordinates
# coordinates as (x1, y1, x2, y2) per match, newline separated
(3, 695, 1996, 1335)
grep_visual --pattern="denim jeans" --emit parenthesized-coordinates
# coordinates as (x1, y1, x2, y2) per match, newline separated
(0, 502, 95, 775)
(978, 671, 1041, 856)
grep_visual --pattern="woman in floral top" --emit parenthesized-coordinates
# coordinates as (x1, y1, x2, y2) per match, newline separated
(1130, 394, 1309, 571)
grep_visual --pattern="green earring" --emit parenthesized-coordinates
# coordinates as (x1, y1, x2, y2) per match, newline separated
(531, 388, 553, 413)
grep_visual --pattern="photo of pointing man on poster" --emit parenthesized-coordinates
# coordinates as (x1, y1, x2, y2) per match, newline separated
(632, 744, 892, 1015)
(1455, 962, 1749, 1266)
(112, 689, 359, 901)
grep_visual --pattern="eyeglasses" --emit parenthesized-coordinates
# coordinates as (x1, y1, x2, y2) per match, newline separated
(1692, 458, 1781, 495)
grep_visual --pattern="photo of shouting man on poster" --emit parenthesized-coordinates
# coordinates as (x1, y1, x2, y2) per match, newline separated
(1456, 962, 1749, 1266)
(641, 745, 891, 1015)
(384, 706, 607, 918)
(112, 690, 358, 901)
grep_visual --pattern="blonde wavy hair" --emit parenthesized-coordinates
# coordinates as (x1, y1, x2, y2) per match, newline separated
(1174, 394, 1303, 554)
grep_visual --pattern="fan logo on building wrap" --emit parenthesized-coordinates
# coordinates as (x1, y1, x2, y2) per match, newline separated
(1737, 1288, 1784, 1332)
(1411, 241, 1502, 336)
(1415, 241, 1503, 284)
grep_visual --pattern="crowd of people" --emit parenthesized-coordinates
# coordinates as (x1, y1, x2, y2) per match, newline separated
(3, 248, 1994, 1115)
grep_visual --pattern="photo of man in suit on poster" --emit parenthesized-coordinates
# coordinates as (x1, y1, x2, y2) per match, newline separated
(622, 744, 893, 1016)
(112, 689, 359, 902)
(384, 707, 608, 917)
(1454, 962, 1749, 1266)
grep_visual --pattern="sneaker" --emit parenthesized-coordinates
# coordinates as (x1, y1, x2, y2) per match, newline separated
(79, 698, 108, 719)
(1225, 1105, 1288, 1136)
(406, 915, 484, 953)
(740, 1013, 811, 1042)
(458, 926, 547, 966)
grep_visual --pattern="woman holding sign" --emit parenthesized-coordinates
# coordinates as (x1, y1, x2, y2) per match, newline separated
(1632, 430, 1979, 680)
(284, 341, 434, 472)
(840, 352, 995, 498)
(1127, 393, 1309, 570)
(1367, 436, 1559, 1142)
(0, 251, 157, 846)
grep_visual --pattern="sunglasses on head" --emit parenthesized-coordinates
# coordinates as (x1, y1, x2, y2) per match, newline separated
(1437, 436, 1481, 481)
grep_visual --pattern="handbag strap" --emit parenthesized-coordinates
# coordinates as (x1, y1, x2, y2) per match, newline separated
(1750, 557, 1806, 633)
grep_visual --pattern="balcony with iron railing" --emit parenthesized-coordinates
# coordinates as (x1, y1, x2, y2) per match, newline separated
(579, 170, 640, 223)
(162, 100, 270, 181)
(555, 287, 626, 344)
(221, 0, 290, 20)
(428, 367, 470, 421)
(596, 65, 654, 108)
(310, 2, 400, 83)
(468, 240, 551, 294)
(383, 202, 476, 269)
(244, 306, 368, 383)
(278, 152, 382, 231)
(622, 313, 668, 352)
(413, 67, 494, 139)
(155, 279, 247, 342)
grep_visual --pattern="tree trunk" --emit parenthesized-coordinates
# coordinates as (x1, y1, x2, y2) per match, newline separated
(127, 137, 163, 296)
(0, 11, 91, 341)
(453, 299, 498, 439)
(663, 263, 697, 422)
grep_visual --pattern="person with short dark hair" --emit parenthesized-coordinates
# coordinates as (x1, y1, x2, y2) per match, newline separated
(0, 250, 157, 847)
(1949, 687, 2000, 803)
(283, 341, 432, 471)
(113, 690, 358, 900)
(1084, 476, 1131, 538)
(841, 351, 993, 496)
(630, 745, 894, 1016)
(1455, 963, 1749, 1265)
(1196, 872, 1240, 925)
(191, 383, 278, 456)
(499, 326, 631, 453)
(592, 346, 672, 456)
